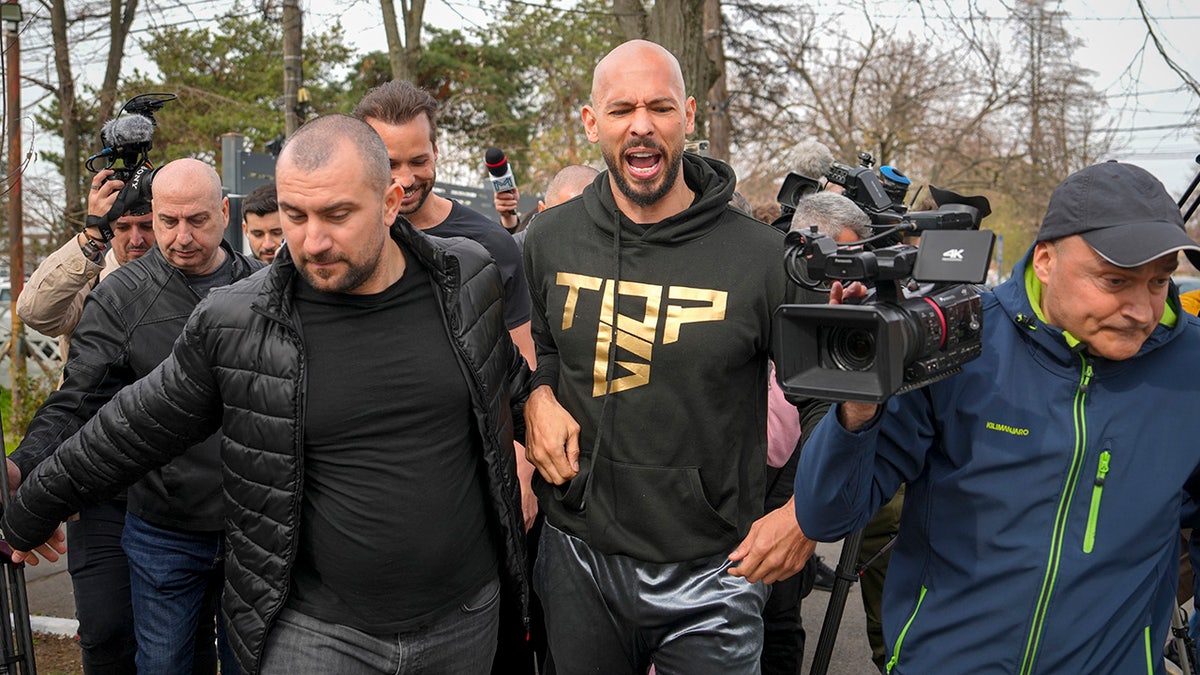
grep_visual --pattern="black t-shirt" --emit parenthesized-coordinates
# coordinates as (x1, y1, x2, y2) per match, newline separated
(184, 250, 234, 298)
(426, 200, 532, 330)
(286, 249, 498, 632)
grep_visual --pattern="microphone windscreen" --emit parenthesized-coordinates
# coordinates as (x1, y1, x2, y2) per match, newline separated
(793, 139, 835, 180)
(101, 114, 155, 148)
(485, 147, 508, 177)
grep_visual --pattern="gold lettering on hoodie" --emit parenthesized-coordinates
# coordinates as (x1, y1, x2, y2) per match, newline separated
(664, 286, 727, 344)
(554, 273, 727, 396)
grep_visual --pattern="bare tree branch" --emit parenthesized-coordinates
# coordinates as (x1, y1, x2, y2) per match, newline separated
(1134, 0, 1200, 100)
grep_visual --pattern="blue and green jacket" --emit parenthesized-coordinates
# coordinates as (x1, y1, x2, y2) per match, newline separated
(794, 249, 1200, 674)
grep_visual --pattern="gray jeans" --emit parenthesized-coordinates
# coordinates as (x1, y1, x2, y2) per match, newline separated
(259, 575, 501, 675)
(535, 522, 769, 675)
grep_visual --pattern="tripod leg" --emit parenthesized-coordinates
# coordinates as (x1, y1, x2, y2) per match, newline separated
(8, 566, 36, 675)
(0, 566, 11, 675)
(809, 529, 866, 675)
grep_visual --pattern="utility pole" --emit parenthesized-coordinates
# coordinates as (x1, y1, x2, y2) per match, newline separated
(5, 1, 25, 415)
(282, 0, 302, 136)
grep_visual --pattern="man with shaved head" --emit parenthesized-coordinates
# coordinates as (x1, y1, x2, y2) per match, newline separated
(495, 164, 599, 235)
(3, 114, 532, 675)
(504, 164, 599, 251)
(5, 157, 263, 674)
(522, 39, 816, 673)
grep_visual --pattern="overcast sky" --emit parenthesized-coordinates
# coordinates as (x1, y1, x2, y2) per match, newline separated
(15, 0, 1200, 196)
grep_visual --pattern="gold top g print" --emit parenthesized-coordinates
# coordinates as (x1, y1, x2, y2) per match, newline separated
(555, 272, 727, 396)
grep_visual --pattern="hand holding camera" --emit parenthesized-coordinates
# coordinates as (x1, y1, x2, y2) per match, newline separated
(84, 93, 175, 241)
(86, 169, 122, 227)
(826, 280, 880, 430)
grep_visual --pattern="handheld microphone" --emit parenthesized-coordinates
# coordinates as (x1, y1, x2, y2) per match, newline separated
(485, 147, 517, 194)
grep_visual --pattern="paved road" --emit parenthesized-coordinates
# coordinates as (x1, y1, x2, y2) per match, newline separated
(18, 536, 879, 673)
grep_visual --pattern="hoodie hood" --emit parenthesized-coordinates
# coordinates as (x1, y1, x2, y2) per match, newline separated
(582, 152, 738, 245)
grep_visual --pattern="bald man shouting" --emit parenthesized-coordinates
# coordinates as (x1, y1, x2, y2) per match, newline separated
(521, 40, 816, 674)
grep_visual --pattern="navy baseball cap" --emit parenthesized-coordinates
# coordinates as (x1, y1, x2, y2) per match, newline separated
(1036, 160, 1200, 269)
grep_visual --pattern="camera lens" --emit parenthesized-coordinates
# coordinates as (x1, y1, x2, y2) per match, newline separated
(827, 326, 876, 371)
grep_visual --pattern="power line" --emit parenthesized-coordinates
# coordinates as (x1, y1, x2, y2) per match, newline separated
(1114, 151, 1199, 160)
(1107, 122, 1198, 132)
(1104, 87, 1190, 98)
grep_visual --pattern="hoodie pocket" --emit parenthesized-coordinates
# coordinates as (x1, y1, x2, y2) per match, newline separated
(586, 455, 738, 561)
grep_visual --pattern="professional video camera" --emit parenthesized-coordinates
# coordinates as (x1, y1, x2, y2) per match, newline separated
(772, 180, 996, 403)
(775, 151, 913, 227)
(83, 92, 176, 240)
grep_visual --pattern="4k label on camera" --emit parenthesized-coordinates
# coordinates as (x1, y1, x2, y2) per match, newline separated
(913, 230, 997, 284)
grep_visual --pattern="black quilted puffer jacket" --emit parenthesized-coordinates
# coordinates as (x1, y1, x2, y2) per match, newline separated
(2, 219, 532, 673)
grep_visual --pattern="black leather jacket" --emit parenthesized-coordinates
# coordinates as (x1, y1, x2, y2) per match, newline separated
(2, 221, 532, 674)
(10, 241, 262, 531)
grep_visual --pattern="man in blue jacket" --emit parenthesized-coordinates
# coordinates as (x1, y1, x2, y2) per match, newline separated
(795, 160, 1200, 674)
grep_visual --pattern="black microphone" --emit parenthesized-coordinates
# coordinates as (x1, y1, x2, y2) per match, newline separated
(485, 147, 517, 194)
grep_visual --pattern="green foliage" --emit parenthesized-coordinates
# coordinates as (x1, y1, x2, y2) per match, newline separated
(2, 372, 54, 454)
(1, 385, 10, 454)
(476, 0, 620, 182)
(33, 7, 357, 179)
(121, 11, 354, 162)
(341, 50, 395, 110)
(418, 26, 533, 161)
(340, 0, 620, 187)
(34, 90, 113, 236)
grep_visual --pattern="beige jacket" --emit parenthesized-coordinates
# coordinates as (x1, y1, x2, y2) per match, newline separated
(16, 237, 118, 356)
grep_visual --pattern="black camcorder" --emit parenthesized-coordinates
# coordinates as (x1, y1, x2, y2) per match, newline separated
(84, 92, 176, 240)
(773, 172, 996, 403)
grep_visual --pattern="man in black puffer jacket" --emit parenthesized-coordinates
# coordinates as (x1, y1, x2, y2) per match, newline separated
(8, 157, 263, 675)
(3, 114, 531, 675)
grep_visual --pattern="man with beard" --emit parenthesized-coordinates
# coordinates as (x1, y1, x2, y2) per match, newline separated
(241, 182, 283, 263)
(7, 158, 262, 675)
(352, 81, 533, 365)
(2, 114, 532, 675)
(521, 40, 815, 673)
(353, 83, 544, 614)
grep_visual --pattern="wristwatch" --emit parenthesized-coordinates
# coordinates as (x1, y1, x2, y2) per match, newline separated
(79, 234, 106, 262)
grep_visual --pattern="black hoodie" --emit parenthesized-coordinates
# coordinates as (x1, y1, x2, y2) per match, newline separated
(523, 153, 798, 563)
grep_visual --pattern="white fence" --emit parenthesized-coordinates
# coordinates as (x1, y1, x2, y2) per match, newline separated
(0, 306, 63, 388)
